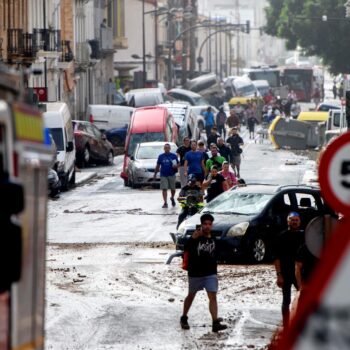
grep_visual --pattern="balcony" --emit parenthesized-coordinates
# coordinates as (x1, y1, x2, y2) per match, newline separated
(7, 29, 36, 60)
(100, 27, 114, 52)
(113, 36, 128, 50)
(33, 28, 61, 58)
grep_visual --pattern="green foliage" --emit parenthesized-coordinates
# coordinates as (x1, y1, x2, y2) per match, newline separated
(265, 0, 350, 74)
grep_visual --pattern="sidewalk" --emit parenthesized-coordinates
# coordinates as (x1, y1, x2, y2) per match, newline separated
(75, 169, 97, 186)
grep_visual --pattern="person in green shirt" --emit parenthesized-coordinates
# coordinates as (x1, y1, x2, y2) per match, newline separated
(205, 144, 226, 176)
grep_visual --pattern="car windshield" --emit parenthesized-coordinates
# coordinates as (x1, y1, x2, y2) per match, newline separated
(128, 132, 164, 156)
(193, 96, 209, 105)
(136, 145, 166, 159)
(203, 191, 274, 215)
(166, 107, 186, 126)
(50, 128, 64, 151)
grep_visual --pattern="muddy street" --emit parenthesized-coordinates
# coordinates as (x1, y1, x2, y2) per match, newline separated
(45, 136, 311, 349)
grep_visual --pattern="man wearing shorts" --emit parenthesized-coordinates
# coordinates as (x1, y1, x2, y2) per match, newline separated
(154, 143, 179, 208)
(226, 127, 244, 178)
(180, 213, 227, 332)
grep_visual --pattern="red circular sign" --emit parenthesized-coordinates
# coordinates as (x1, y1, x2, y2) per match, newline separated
(319, 132, 350, 216)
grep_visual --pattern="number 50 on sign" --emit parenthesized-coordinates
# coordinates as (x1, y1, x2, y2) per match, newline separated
(319, 132, 350, 216)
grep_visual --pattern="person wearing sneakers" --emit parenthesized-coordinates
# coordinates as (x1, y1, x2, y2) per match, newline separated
(153, 143, 179, 208)
(180, 213, 227, 332)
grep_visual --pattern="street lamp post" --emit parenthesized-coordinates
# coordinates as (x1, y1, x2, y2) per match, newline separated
(142, 0, 146, 87)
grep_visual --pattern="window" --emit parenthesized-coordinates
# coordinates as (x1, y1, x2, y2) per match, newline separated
(295, 193, 318, 210)
(91, 124, 102, 139)
(50, 128, 64, 151)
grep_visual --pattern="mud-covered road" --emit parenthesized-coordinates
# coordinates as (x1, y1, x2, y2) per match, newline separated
(45, 133, 311, 349)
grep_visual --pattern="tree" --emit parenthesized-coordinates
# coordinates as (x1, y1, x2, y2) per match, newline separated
(265, 0, 350, 74)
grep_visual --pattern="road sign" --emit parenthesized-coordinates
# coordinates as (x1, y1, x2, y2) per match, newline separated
(273, 219, 350, 349)
(318, 132, 350, 216)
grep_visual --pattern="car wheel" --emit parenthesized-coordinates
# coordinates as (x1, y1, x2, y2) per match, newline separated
(60, 173, 69, 192)
(106, 151, 114, 165)
(69, 169, 76, 186)
(83, 146, 90, 167)
(250, 238, 266, 263)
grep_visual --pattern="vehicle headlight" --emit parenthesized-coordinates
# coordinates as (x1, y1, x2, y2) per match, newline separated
(227, 222, 249, 237)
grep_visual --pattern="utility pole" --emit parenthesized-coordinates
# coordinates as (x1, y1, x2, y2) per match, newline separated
(215, 16, 218, 75)
(181, 0, 190, 85)
(208, 14, 212, 72)
(154, 0, 158, 82)
(219, 20, 223, 80)
(142, 0, 146, 87)
(189, 0, 197, 78)
(235, 0, 240, 75)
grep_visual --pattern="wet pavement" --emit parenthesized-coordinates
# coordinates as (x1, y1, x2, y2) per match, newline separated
(45, 129, 312, 349)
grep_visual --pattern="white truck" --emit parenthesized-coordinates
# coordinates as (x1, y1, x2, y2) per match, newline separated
(324, 109, 348, 145)
(0, 65, 51, 350)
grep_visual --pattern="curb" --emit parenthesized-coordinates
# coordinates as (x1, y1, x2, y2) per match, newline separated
(75, 172, 98, 186)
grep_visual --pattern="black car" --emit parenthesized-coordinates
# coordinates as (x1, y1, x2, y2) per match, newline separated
(171, 184, 335, 263)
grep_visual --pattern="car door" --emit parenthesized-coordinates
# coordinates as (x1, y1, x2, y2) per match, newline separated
(291, 191, 321, 229)
(85, 123, 100, 159)
(91, 124, 108, 160)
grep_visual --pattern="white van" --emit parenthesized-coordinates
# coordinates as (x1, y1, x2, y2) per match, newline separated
(87, 105, 135, 132)
(43, 102, 76, 190)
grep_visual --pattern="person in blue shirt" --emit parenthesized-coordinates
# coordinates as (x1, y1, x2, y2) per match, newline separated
(154, 143, 179, 208)
(184, 140, 206, 183)
(203, 106, 215, 139)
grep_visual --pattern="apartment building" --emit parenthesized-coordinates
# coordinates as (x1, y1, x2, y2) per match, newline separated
(0, 0, 117, 119)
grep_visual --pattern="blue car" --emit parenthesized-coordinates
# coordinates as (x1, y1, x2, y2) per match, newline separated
(106, 126, 128, 147)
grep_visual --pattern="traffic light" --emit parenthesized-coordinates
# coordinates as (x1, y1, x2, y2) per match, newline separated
(246, 20, 250, 34)
(346, 90, 350, 129)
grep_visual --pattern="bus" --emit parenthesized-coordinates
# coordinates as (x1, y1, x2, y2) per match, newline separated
(281, 67, 314, 102)
(0, 64, 51, 350)
(243, 67, 288, 99)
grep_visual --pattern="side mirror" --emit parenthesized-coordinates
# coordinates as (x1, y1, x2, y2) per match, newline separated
(130, 155, 135, 161)
(66, 141, 74, 152)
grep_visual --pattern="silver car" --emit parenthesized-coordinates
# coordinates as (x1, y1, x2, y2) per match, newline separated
(127, 141, 180, 188)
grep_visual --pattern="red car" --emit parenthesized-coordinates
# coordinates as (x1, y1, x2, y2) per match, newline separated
(120, 106, 178, 185)
(73, 120, 114, 167)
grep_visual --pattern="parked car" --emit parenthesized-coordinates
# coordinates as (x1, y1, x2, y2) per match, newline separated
(189, 105, 219, 131)
(252, 80, 270, 97)
(224, 76, 259, 102)
(316, 100, 341, 112)
(87, 105, 135, 132)
(127, 141, 179, 188)
(171, 184, 335, 263)
(167, 88, 209, 106)
(47, 168, 61, 198)
(72, 120, 114, 167)
(158, 102, 201, 143)
(42, 102, 76, 190)
(87, 105, 135, 147)
(121, 106, 178, 185)
(125, 88, 165, 107)
(183, 73, 225, 108)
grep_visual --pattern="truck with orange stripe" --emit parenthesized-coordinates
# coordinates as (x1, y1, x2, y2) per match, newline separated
(0, 64, 51, 350)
